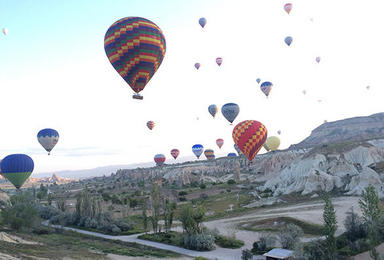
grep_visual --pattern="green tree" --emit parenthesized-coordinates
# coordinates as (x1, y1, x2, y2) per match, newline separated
(359, 185, 383, 260)
(323, 196, 337, 259)
(278, 224, 303, 250)
(47, 193, 53, 206)
(179, 204, 206, 235)
(150, 185, 161, 233)
(142, 200, 148, 232)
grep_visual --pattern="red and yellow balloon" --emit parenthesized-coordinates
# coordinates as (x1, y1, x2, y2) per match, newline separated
(232, 120, 267, 161)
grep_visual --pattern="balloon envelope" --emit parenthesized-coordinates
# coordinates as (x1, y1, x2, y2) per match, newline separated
(285, 36, 293, 46)
(277, 130, 282, 135)
(192, 144, 204, 159)
(170, 149, 179, 159)
(216, 57, 223, 66)
(284, 3, 292, 14)
(1, 154, 34, 189)
(199, 17, 207, 28)
(37, 128, 59, 155)
(2, 28, 8, 35)
(256, 78, 261, 84)
(316, 57, 321, 63)
(260, 82, 273, 97)
(104, 17, 166, 98)
(264, 136, 281, 151)
(232, 120, 267, 161)
(204, 149, 215, 160)
(147, 121, 155, 130)
(154, 154, 166, 166)
(195, 63, 200, 70)
(221, 103, 240, 124)
(227, 153, 237, 157)
(216, 139, 224, 149)
(208, 104, 218, 118)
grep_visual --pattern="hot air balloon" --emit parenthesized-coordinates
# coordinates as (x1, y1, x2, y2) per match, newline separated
(171, 149, 179, 159)
(1, 154, 34, 189)
(263, 136, 281, 151)
(147, 121, 155, 130)
(277, 130, 282, 135)
(204, 149, 215, 160)
(285, 36, 293, 46)
(284, 3, 292, 14)
(234, 144, 242, 155)
(316, 57, 321, 63)
(216, 57, 223, 66)
(195, 63, 201, 70)
(216, 139, 224, 149)
(104, 17, 166, 100)
(208, 104, 218, 118)
(192, 144, 204, 159)
(154, 154, 166, 166)
(37, 128, 59, 155)
(221, 103, 239, 124)
(227, 153, 237, 157)
(2, 28, 8, 36)
(302, 90, 307, 95)
(256, 78, 261, 84)
(260, 82, 273, 97)
(232, 120, 268, 161)
(199, 17, 207, 28)
(366, 86, 370, 90)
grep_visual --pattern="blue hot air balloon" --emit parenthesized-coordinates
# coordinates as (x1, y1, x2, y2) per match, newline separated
(192, 144, 204, 159)
(221, 103, 240, 124)
(37, 128, 59, 155)
(285, 36, 293, 46)
(199, 17, 207, 28)
(227, 152, 237, 157)
(260, 81, 273, 97)
(1, 154, 34, 189)
(208, 104, 218, 118)
(256, 78, 261, 84)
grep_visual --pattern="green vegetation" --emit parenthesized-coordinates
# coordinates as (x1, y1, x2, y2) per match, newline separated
(323, 196, 337, 259)
(138, 231, 183, 247)
(215, 234, 244, 248)
(239, 216, 324, 236)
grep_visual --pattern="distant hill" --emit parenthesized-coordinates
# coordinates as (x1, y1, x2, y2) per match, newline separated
(291, 113, 384, 149)
(34, 156, 197, 179)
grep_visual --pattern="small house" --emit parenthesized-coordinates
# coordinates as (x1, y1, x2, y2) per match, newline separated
(263, 248, 293, 260)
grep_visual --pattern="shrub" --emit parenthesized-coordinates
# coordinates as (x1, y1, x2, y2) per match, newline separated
(227, 179, 236, 185)
(178, 191, 188, 196)
(199, 183, 206, 189)
(215, 234, 244, 249)
(241, 249, 253, 260)
(278, 224, 303, 249)
(199, 193, 208, 200)
(37, 205, 60, 220)
(183, 232, 215, 251)
(179, 196, 187, 202)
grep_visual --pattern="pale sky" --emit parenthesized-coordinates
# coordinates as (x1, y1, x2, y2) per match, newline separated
(0, 0, 383, 174)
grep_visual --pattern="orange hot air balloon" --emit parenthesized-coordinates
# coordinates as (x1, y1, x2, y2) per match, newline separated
(147, 121, 155, 130)
(232, 120, 267, 161)
(216, 139, 224, 149)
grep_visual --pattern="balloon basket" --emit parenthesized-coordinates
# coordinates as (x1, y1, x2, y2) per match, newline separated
(133, 94, 143, 100)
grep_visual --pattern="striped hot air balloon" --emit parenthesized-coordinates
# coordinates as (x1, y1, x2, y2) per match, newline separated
(260, 82, 273, 97)
(1, 154, 34, 189)
(192, 144, 204, 159)
(154, 154, 166, 166)
(170, 149, 179, 159)
(216, 139, 224, 149)
(104, 17, 166, 100)
(216, 57, 223, 66)
(204, 149, 215, 160)
(147, 121, 155, 130)
(232, 120, 267, 161)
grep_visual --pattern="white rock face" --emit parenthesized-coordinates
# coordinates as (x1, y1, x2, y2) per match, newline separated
(262, 145, 384, 197)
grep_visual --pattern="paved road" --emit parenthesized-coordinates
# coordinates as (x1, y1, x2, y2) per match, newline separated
(53, 225, 243, 260)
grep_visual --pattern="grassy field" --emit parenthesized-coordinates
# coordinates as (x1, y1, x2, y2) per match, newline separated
(0, 229, 182, 259)
(238, 216, 324, 236)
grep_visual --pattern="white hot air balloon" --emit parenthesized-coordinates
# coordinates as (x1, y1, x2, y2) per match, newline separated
(2, 28, 8, 36)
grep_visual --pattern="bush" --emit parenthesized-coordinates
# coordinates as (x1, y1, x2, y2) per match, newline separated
(183, 232, 215, 251)
(179, 196, 187, 202)
(303, 239, 327, 260)
(344, 207, 366, 242)
(227, 179, 236, 185)
(278, 224, 303, 249)
(252, 232, 276, 254)
(178, 191, 188, 196)
(215, 234, 244, 249)
(199, 183, 206, 189)
(241, 249, 253, 260)
(37, 205, 61, 220)
(199, 193, 208, 200)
